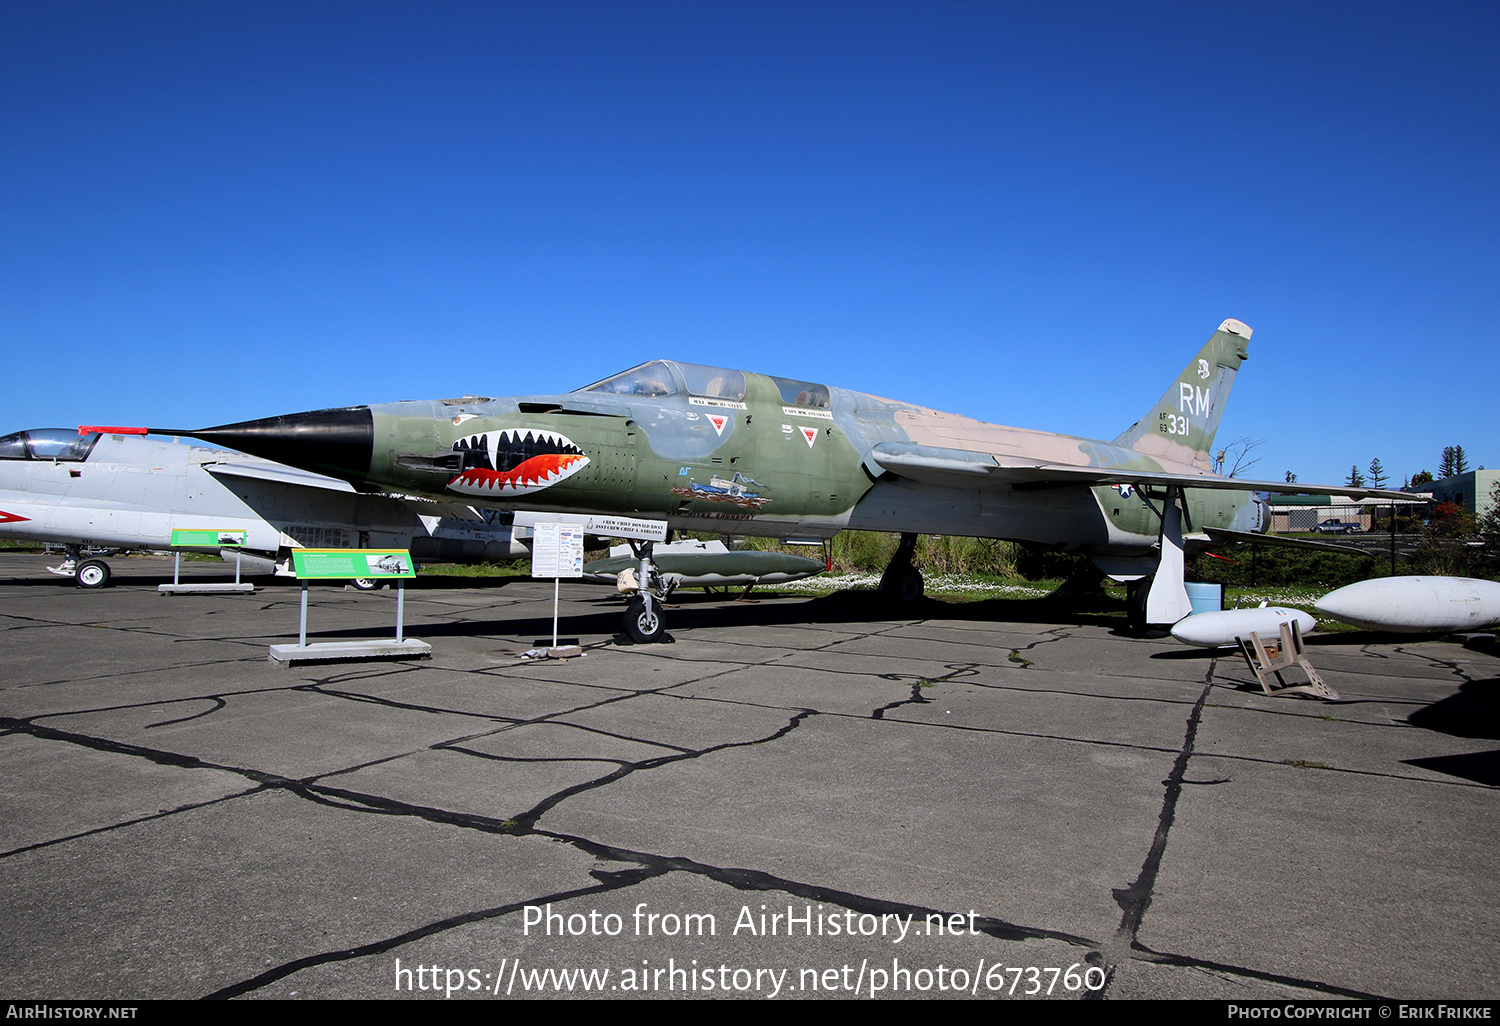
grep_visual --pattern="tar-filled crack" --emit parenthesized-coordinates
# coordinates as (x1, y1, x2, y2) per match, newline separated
(1012, 627, 1073, 657)
(202, 869, 671, 1000)
(1084, 659, 1400, 1001)
(1398, 647, 1478, 686)
(5, 692, 1097, 1000)
(1091, 664, 1212, 1001)
(10, 612, 1459, 1001)
(871, 663, 976, 719)
(1106, 683, 1210, 939)
(146, 697, 226, 728)
(504, 710, 818, 831)
(1123, 942, 1387, 1000)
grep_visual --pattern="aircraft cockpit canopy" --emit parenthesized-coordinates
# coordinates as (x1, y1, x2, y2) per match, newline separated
(579, 361, 747, 403)
(0, 429, 99, 462)
(770, 376, 831, 409)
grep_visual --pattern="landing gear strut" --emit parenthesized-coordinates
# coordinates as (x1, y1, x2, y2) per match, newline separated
(621, 539, 669, 643)
(880, 532, 924, 602)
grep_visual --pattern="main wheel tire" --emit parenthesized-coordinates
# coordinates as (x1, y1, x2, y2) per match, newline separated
(76, 560, 110, 589)
(1126, 578, 1151, 634)
(350, 578, 378, 591)
(624, 597, 665, 643)
(881, 567, 924, 602)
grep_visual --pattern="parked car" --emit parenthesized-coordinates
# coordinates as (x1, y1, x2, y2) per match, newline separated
(1313, 519, 1361, 534)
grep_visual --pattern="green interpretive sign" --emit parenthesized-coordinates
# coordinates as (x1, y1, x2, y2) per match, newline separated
(170, 528, 248, 548)
(291, 549, 415, 580)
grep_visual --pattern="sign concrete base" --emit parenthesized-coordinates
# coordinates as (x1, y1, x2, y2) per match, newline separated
(268, 639, 432, 666)
(159, 583, 257, 595)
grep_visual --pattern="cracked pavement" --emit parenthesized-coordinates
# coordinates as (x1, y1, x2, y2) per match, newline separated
(1, 553, 1497, 1000)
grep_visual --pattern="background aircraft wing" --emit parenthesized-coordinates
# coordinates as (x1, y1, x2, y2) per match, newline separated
(866, 442, 1414, 500)
(203, 459, 486, 520)
(203, 458, 360, 492)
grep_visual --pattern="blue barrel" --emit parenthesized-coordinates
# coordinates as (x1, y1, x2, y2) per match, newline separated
(1185, 582, 1223, 615)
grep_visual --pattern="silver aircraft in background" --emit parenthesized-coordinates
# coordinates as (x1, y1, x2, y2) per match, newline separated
(0, 428, 526, 587)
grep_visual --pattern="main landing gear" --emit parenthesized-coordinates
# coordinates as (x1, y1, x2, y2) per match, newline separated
(46, 546, 112, 589)
(879, 532, 924, 602)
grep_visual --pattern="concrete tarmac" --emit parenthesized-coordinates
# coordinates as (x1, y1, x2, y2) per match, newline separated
(1, 553, 1497, 1001)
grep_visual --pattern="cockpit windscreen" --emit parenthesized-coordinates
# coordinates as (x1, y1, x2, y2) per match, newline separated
(0, 429, 99, 462)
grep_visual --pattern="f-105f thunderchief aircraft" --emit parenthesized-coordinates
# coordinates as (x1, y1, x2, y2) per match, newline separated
(0, 428, 525, 588)
(156, 319, 1404, 640)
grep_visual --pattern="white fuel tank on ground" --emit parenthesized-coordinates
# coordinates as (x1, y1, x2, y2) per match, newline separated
(1170, 606, 1316, 648)
(1313, 577, 1500, 633)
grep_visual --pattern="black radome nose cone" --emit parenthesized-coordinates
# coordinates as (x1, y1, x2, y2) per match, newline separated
(154, 407, 375, 482)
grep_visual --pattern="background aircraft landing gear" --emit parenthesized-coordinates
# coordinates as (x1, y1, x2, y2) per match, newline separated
(76, 559, 111, 589)
(46, 546, 112, 588)
(879, 533, 924, 602)
(623, 596, 665, 643)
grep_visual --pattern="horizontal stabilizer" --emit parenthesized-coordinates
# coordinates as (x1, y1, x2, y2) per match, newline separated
(1202, 527, 1366, 555)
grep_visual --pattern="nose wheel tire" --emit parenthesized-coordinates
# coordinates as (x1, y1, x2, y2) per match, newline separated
(76, 560, 111, 589)
(350, 578, 378, 591)
(624, 597, 666, 643)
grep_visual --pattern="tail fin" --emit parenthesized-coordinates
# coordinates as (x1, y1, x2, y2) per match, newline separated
(1112, 318, 1251, 473)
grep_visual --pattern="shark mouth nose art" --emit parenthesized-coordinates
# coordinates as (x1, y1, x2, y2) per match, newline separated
(447, 429, 590, 496)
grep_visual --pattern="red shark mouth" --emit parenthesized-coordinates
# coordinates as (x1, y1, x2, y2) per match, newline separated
(447, 429, 590, 497)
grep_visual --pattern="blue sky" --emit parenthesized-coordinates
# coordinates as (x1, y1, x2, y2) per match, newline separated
(3, 1, 1495, 488)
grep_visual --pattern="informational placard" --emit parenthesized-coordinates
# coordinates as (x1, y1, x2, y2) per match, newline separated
(513, 511, 667, 543)
(170, 528, 248, 548)
(291, 549, 415, 580)
(530, 522, 585, 579)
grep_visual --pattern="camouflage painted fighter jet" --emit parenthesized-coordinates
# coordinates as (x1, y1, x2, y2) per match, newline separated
(155, 319, 1404, 640)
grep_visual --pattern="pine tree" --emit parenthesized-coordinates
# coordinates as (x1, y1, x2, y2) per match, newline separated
(1453, 445, 1470, 475)
(1346, 465, 1365, 487)
(1440, 446, 1457, 479)
(1367, 457, 1387, 489)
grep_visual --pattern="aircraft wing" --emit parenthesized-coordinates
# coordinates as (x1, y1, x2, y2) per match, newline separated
(866, 443, 1414, 501)
(203, 459, 361, 492)
(204, 460, 486, 521)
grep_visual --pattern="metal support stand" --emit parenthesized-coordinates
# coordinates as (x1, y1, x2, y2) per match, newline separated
(1235, 620, 1339, 701)
(270, 577, 429, 666)
(159, 547, 254, 594)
